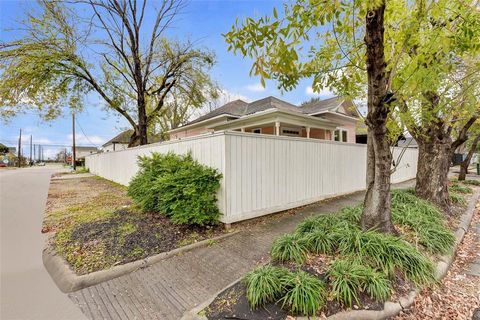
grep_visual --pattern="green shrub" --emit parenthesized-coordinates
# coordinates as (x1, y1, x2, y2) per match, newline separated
(280, 270, 326, 316)
(128, 152, 222, 225)
(326, 258, 391, 307)
(271, 233, 308, 264)
(244, 266, 289, 309)
(462, 179, 480, 186)
(450, 192, 466, 204)
(450, 183, 473, 194)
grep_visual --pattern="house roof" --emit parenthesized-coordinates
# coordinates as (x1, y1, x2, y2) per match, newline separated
(102, 130, 133, 147)
(177, 96, 358, 131)
(102, 129, 163, 147)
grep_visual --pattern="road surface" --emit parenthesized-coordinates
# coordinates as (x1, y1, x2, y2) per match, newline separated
(0, 165, 86, 320)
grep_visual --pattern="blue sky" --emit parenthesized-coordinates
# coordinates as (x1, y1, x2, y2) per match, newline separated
(0, 0, 332, 159)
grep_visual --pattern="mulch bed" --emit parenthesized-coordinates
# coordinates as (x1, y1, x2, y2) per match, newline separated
(202, 187, 477, 320)
(205, 281, 288, 320)
(205, 255, 409, 320)
(67, 208, 223, 268)
(44, 176, 225, 275)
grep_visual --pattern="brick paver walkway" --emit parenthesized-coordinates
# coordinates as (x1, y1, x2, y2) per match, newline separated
(69, 180, 414, 320)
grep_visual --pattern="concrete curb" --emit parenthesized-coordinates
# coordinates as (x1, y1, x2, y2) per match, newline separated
(43, 230, 239, 293)
(184, 189, 480, 320)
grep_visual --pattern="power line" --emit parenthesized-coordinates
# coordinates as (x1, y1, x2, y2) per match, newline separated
(75, 118, 100, 148)
(0, 140, 97, 148)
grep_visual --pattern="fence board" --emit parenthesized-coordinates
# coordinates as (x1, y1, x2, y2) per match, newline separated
(86, 131, 418, 224)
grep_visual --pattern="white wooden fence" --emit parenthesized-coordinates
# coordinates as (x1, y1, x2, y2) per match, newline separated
(86, 131, 418, 224)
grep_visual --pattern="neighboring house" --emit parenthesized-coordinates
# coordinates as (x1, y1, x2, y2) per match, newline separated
(102, 130, 132, 152)
(169, 96, 361, 143)
(102, 129, 163, 152)
(75, 146, 98, 161)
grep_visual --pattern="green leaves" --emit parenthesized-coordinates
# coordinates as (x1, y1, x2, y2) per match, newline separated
(326, 257, 391, 307)
(128, 152, 222, 225)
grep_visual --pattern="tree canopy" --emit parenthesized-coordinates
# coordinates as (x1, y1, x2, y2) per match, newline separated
(0, 0, 218, 145)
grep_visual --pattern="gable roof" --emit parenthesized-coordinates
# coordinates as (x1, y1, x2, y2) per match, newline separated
(102, 130, 133, 147)
(180, 96, 357, 130)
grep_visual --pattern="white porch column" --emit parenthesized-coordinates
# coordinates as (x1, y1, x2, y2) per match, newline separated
(330, 129, 335, 141)
(306, 127, 311, 139)
(275, 122, 280, 136)
(241, 127, 245, 133)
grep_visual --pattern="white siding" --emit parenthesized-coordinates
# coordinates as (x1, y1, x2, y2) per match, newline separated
(86, 131, 418, 224)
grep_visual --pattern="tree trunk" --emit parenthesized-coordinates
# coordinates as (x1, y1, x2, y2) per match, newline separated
(459, 134, 480, 181)
(415, 138, 452, 213)
(128, 98, 149, 147)
(360, 2, 395, 234)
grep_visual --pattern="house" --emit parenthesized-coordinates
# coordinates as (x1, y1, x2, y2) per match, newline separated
(102, 130, 132, 152)
(169, 96, 361, 142)
(75, 146, 98, 163)
(102, 130, 163, 151)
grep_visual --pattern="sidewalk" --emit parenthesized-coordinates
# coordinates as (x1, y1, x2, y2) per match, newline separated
(69, 180, 414, 320)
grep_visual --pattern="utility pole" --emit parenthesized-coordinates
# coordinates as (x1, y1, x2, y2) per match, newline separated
(33, 144, 36, 162)
(17, 129, 22, 168)
(29, 135, 32, 165)
(72, 113, 76, 170)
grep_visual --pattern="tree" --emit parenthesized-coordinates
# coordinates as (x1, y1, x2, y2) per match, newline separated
(0, 0, 217, 146)
(225, 0, 399, 233)
(390, 3, 480, 212)
(458, 132, 480, 181)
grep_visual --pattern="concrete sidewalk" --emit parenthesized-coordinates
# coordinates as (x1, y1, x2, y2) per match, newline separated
(1, 166, 86, 320)
(69, 180, 415, 320)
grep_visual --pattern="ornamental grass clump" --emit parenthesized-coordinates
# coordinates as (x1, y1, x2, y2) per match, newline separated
(280, 270, 327, 316)
(271, 233, 309, 264)
(450, 183, 473, 194)
(244, 266, 289, 309)
(450, 192, 466, 205)
(336, 228, 436, 286)
(326, 257, 391, 307)
(462, 179, 480, 186)
(391, 190, 455, 254)
(128, 152, 222, 225)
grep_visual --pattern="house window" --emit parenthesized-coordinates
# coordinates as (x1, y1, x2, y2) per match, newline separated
(252, 128, 262, 134)
(334, 129, 348, 142)
(281, 127, 300, 136)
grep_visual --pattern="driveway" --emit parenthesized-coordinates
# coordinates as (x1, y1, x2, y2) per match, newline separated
(0, 165, 86, 320)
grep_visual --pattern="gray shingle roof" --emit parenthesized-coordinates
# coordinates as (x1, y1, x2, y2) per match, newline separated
(102, 130, 134, 147)
(298, 96, 344, 114)
(181, 96, 355, 128)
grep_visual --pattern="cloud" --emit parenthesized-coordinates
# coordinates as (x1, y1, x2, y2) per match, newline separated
(245, 83, 266, 93)
(305, 86, 334, 98)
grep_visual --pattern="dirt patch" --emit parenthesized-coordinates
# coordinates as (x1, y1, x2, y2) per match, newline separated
(44, 176, 225, 275)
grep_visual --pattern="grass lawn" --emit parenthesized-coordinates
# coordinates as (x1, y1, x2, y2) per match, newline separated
(43, 176, 224, 275)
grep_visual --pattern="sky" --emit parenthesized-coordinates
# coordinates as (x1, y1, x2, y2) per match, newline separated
(0, 0, 333, 159)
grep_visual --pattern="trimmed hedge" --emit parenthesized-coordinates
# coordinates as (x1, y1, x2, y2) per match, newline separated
(128, 152, 222, 225)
